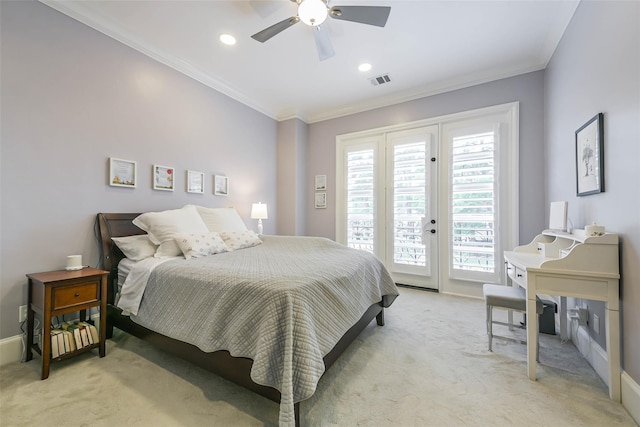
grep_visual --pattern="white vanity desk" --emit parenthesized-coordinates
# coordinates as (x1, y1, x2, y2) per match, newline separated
(503, 229, 620, 401)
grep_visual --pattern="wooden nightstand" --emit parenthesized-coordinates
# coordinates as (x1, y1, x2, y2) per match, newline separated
(25, 267, 109, 379)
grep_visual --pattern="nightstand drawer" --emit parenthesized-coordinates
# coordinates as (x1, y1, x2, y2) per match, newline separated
(53, 281, 99, 310)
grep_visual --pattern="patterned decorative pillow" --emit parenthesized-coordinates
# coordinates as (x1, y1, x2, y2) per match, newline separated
(173, 232, 230, 259)
(220, 230, 263, 251)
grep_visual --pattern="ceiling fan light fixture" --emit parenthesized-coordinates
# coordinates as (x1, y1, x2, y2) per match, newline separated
(298, 0, 328, 27)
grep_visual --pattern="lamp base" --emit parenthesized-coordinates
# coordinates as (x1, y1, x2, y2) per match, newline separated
(257, 219, 263, 235)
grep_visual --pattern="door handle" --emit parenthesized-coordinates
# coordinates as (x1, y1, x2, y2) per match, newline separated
(421, 217, 437, 243)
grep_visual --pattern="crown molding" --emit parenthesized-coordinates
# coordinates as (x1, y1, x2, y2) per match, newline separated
(302, 63, 545, 123)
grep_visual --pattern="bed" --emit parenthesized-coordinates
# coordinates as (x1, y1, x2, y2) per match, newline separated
(96, 209, 398, 426)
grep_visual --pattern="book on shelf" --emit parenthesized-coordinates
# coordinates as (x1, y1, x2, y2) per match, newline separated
(79, 327, 89, 348)
(62, 330, 75, 352)
(50, 331, 59, 358)
(80, 322, 94, 345)
(85, 323, 99, 344)
(62, 331, 71, 353)
(73, 327, 83, 349)
(50, 329, 65, 358)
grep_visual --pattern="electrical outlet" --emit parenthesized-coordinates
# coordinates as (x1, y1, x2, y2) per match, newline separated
(18, 305, 27, 322)
(578, 307, 588, 326)
(569, 307, 588, 326)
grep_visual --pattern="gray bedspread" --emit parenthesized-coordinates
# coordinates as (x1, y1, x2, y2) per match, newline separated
(129, 235, 398, 426)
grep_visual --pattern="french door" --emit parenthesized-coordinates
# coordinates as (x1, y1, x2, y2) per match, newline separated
(336, 103, 518, 296)
(336, 126, 439, 289)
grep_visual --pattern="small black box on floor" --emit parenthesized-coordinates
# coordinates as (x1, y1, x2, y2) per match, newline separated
(523, 299, 557, 335)
(539, 299, 557, 335)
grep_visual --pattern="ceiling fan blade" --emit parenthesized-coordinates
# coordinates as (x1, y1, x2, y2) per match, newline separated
(313, 25, 335, 61)
(251, 16, 300, 42)
(329, 6, 391, 27)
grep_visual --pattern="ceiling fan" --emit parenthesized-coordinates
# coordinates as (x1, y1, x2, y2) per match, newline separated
(251, 0, 391, 61)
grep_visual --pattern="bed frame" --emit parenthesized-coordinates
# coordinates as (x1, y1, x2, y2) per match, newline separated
(96, 213, 391, 426)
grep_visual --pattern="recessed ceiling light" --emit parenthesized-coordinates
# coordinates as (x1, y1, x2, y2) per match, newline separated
(359, 63, 372, 72)
(220, 34, 236, 46)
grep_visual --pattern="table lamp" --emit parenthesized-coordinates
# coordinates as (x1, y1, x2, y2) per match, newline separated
(251, 202, 268, 235)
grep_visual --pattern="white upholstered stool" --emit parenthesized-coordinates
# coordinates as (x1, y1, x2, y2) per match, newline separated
(483, 283, 544, 360)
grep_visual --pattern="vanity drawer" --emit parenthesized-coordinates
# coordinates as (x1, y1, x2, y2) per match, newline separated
(52, 281, 99, 310)
(507, 262, 527, 286)
(510, 265, 527, 287)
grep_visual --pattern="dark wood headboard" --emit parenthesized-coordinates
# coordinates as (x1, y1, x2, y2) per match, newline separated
(96, 213, 144, 303)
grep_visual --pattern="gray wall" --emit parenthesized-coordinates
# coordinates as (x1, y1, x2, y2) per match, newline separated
(306, 71, 546, 244)
(277, 118, 308, 236)
(0, 1, 278, 339)
(544, 1, 640, 382)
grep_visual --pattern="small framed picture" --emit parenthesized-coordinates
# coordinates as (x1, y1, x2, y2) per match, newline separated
(315, 174, 327, 191)
(315, 192, 327, 209)
(576, 113, 604, 196)
(153, 165, 175, 191)
(109, 157, 137, 188)
(187, 170, 204, 194)
(214, 175, 229, 196)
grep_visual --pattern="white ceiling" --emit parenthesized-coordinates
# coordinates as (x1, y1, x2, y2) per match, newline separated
(42, 0, 579, 123)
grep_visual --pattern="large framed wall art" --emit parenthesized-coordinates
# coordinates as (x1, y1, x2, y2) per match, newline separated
(576, 113, 604, 196)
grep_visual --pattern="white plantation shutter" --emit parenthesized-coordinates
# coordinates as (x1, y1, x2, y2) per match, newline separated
(346, 149, 375, 253)
(392, 142, 426, 267)
(450, 130, 497, 278)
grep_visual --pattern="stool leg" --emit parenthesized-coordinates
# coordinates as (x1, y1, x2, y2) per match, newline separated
(488, 305, 493, 352)
(536, 314, 540, 362)
(486, 303, 490, 334)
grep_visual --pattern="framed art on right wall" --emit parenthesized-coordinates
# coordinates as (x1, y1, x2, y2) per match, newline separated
(576, 112, 604, 196)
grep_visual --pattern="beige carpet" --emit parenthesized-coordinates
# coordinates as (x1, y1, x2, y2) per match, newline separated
(1, 288, 636, 426)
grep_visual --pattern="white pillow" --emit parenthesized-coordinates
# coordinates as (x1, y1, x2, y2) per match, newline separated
(132, 206, 210, 257)
(190, 205, 248, 232)
(154, 240, 183, 258)
(111, 235, 157, 261)
(132, 205, 209, 245)
(173, 232, 230, 259)
(220, 230, 262, 251)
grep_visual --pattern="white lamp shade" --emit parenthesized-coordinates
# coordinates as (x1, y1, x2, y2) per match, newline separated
(251, 203, 268, 220)
(298, 0, 328, 26)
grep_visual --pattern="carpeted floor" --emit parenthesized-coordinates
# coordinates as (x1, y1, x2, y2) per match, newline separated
(0, 288, 636, 426)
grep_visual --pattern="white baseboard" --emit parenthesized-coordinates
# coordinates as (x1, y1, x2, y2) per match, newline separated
(0, 335, 24, 366)
(622, 371, 640, 425)
(571, 323, 610, 385)
(568, 320, 640, 424)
